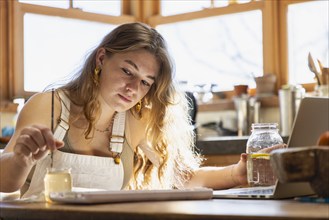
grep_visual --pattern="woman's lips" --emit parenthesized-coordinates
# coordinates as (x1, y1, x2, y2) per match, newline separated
(118, 94, 132, 103)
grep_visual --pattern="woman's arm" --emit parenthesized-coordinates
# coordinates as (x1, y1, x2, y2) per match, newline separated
(185, 153, 248, 189)
(185, 144, 286, 189)
(0, 92, 63, 192)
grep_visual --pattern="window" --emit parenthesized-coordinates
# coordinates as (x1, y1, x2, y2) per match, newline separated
(19, 0, 70, 9)
(12, 0, 134, 97)
(161, 0, 254, 16)
(161, 0, 211, 16)
(154, 0, 266, 92)
(72, 1, 121, 16)
(24, 13, 116, 92)
(157, 10, 262, 91)
(287, 1, 329, 85)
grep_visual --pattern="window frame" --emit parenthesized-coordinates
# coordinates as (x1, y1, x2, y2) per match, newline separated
(0, 0, 11, 105)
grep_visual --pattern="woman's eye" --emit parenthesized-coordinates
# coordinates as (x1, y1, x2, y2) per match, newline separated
(122, 68, 132, 76)
(141, 80, 151, 87)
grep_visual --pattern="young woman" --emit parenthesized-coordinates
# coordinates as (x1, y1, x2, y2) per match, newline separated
(0, 23, 248, 199)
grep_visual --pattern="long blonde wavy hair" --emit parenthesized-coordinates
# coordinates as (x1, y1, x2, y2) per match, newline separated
(60, 22, 202, 189)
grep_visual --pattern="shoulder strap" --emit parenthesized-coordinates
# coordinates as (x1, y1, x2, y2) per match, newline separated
(53, 91, 70, 141)
(109, 112, 126, 153)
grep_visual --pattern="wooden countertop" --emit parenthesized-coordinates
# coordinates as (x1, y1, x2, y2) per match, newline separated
(1, 198, 328, 220)
(196, 136, 248, 155)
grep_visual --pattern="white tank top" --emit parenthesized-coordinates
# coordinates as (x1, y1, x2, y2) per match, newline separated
(22, 91, 125, 199)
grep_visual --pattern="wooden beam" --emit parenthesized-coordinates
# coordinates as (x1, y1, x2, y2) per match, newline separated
(142, 0, 160, 26)
(263, 0, 280, 90)
(0, 0, 9, 101)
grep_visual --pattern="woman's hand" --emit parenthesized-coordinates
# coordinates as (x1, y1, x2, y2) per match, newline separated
(258, 144, 287, 153)
(233, 153, 248, 186)
(233, 144, 287, 186)
(13, 124, 64, 167)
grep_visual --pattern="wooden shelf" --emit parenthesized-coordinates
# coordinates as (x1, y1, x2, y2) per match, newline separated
(198, 95, 279, 112)
(198, 99, 235, 112)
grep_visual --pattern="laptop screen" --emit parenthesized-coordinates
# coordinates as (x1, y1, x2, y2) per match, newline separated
(287, 97, 329, 148)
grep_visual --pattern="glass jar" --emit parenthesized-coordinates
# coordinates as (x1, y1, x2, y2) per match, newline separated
(246, 123, 283, 186)
(44, 168, 72, 202)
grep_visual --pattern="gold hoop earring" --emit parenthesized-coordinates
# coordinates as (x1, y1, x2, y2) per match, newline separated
(93, 66, 101, 85)
(136, 100, 142, 113)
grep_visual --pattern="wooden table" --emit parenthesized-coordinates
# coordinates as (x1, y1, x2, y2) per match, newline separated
(1, 198, 328, 220)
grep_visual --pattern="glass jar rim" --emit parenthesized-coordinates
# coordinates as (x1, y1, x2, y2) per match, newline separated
(251, 123, 278, 130)
(46, 167, 71, 173)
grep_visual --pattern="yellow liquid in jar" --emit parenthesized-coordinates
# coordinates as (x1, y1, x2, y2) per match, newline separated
(247, 154, 276, 187)
(44, 170, 72, 203)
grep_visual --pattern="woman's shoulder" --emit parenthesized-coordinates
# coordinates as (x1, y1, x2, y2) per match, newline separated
(26, 90, 63, 107)
(18, 91, 62, 126)
(23, 92, 50, 110)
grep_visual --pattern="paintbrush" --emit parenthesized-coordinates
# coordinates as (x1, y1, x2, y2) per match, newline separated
(50, 89, 54, 168)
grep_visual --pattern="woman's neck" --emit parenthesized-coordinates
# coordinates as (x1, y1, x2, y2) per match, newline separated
(96, 97, 117, 128)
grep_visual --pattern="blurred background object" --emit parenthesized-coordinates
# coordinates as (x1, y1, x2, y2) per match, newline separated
(317, 131, 329, 146)
(278, 85, 305, 136)
(254, 73, 276, 97)
(234, 95, 260, 136)
(233, 85, 249, 97)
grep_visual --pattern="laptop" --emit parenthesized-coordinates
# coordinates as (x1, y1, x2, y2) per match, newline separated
(213, 96, 329, 199)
